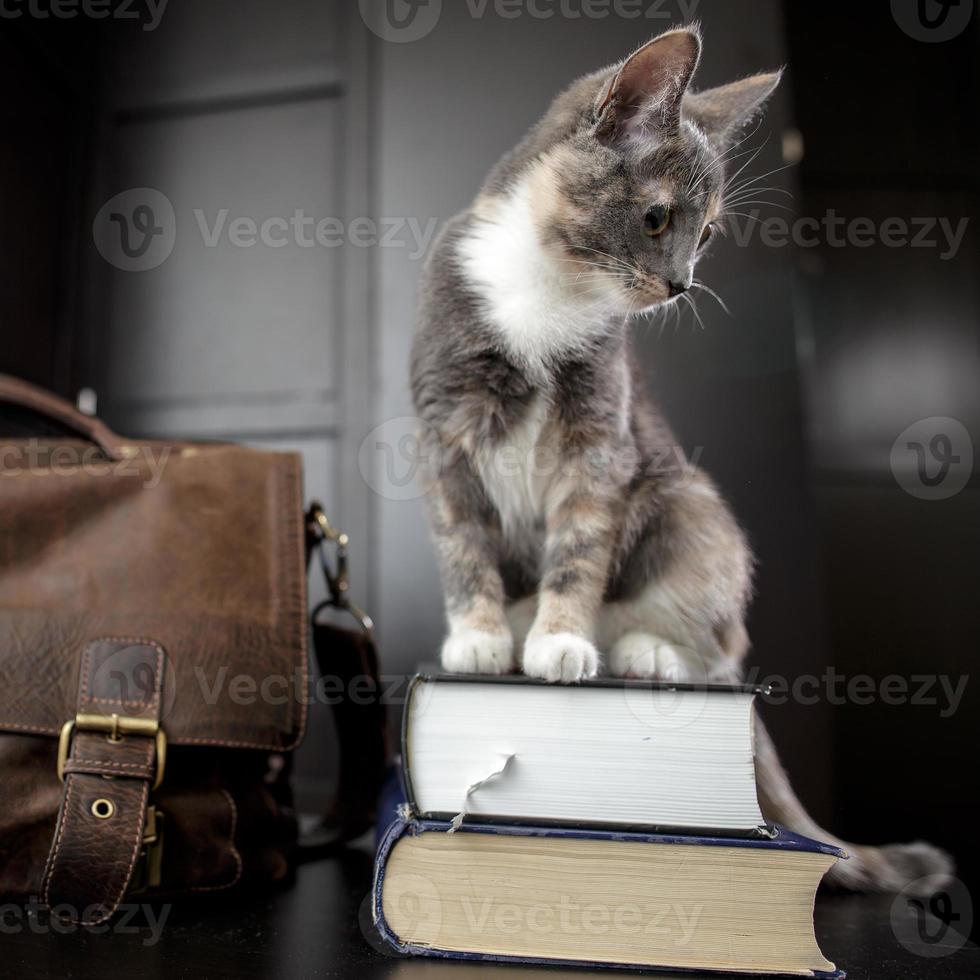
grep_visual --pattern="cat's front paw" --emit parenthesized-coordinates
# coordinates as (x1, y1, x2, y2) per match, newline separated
(441, 629, 515, 675)
(607, 632, 694, 681)
(523, 633, 600, 683)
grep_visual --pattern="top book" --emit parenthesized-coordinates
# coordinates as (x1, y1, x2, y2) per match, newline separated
(401, 674, 770, 835)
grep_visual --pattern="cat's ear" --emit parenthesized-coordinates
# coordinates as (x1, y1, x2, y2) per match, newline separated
(595, 27, 701, 147)
(684, 71, 783, 144)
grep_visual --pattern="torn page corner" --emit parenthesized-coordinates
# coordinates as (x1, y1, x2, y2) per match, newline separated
(447, 752, 517, 834)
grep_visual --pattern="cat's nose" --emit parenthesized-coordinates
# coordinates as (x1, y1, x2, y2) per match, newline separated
(668, 281, 689, 297)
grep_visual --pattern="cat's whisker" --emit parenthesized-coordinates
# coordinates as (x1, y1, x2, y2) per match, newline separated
(720, 210, 766, 223)
(725, 187, 793, 203)
(562, 266, 634, 279)
(678, 291, 706, 332)
(686, 132, 720, 193)
(724, 161, 794, 198)
(690, 280, 731, 316)
(715, 138, 771, 199)
(685, 140, 709, 193)
(723, 198, 793, 212)
(560, 276, 636, 292)
(688, 118, 766, 196)
(689, 145, 759, 199)
(724, 187, 795, 208)
(567, 244, 639, 271)
(726, 184, 794, 200)
(563, 260, 637, 277)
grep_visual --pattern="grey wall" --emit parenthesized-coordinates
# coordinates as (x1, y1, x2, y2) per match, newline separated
(73, 0, 370, 801)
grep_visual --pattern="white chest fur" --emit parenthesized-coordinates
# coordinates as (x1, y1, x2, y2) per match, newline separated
(456, 175, 620, 379)
(471, 395, 554, 542)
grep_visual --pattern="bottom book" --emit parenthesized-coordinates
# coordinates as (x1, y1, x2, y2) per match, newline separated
(372, 816, 845, 977)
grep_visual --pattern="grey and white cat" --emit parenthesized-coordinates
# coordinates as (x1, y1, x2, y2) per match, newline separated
(411, 26, 951, 892)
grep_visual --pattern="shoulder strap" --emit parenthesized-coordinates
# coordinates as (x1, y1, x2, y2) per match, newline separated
(301, 505, 389, 852)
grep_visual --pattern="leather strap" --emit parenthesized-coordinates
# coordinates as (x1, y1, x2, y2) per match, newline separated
(299, 510, 389, 852)
(42, 638, 166, 925)
(0, 373, 127, 461)
(311, 622, 388, 847)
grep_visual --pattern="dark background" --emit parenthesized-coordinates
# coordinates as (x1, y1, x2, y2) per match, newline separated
(1, 0, 977, 910)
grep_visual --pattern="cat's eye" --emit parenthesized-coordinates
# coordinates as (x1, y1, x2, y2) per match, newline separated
(642, 205, 671, 237)
(699, 224, 713, 249)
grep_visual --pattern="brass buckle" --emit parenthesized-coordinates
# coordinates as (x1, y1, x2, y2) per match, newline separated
(57, 713, 167, 791)
(130, 805, 165, 893)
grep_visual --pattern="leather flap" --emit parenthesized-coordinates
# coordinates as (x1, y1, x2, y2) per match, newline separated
(0, 440, 308, 751)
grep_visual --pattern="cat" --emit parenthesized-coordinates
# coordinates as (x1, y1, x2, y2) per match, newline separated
(410, 25, 952, 893)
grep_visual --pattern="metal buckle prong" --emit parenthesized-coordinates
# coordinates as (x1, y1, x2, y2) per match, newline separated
(57, 713, 167, 790)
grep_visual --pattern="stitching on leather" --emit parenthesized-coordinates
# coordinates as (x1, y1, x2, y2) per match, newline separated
(81, 780, 150, 926)
(46, 639, 162, 925)
(63, 760, 154, 774)
(41, 772, 77, 909)
(81, 637, 165, 713)
(167, 735, 294, 750)
(85, 697, 158, 710)
(0, 721, 60, 735)
(288, 455, 310, 747)
(78, 644, 92, 713)
(272, 454, 309, 751)
(189, 788, 244, 892)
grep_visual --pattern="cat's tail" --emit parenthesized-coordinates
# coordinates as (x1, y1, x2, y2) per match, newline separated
(754, 718, 954, 896)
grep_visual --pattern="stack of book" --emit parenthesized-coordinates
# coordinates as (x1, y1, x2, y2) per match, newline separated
(371, 675, 844, 977)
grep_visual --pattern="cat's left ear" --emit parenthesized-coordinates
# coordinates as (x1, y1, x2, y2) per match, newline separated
(684, 71, 783, 144)
(595, 27, 701, 147)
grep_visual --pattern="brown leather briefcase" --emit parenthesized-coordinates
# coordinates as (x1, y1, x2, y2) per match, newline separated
(0, 374, 386, 924)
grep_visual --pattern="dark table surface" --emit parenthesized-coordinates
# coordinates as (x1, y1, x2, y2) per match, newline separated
(2, 841, 977, 980)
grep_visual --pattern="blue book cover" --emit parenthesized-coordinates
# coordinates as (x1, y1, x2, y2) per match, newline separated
(371, 775, 846, 978)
